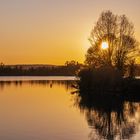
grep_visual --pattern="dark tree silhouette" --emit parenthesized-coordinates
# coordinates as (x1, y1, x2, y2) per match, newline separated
(85, 10, 139, 76)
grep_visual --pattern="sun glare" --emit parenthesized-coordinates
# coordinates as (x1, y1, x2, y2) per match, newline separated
(101, 42, 109, 50)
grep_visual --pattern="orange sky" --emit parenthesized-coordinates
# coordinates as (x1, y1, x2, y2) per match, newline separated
(0, 0, 140, 65)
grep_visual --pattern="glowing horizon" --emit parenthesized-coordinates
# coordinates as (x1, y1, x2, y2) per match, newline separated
(0, 0, 140, 65)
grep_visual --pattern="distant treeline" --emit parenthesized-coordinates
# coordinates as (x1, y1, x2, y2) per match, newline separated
(0, 61, 83, 76)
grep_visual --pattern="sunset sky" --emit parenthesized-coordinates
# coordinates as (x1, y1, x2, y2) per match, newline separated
(0, 0, 140, 65)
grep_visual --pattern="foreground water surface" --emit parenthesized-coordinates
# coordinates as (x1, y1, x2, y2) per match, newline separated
(0, 76, 140, 140)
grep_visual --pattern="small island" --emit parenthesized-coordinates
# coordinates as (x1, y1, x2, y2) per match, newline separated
(76, 11, 140, 97)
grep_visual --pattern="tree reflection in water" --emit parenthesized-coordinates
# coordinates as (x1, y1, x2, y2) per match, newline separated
(73, 90, 140, 140)
(0, 80, 140, 140)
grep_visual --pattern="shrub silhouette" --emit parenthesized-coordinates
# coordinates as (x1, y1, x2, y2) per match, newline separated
(78, 66, 122, 93)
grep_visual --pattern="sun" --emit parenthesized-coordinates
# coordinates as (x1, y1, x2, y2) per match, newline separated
(101, 42, 109, 50)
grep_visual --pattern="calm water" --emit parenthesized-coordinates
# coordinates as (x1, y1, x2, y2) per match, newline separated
(0, 76, 77, 81)
(0, 76, 140, 140)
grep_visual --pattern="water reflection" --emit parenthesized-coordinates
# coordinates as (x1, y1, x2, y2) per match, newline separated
(0, 80, 75, 91)
(0, 79, 140, 140)
(0, 79, 87, 140)
(73, 90, 140, 140)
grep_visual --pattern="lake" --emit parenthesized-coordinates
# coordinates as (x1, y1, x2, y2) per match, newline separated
(0, 76, 140, 140)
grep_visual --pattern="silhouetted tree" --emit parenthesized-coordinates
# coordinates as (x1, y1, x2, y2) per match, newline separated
(65, 60, 79, 67)
(86, 10, 139, 76)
